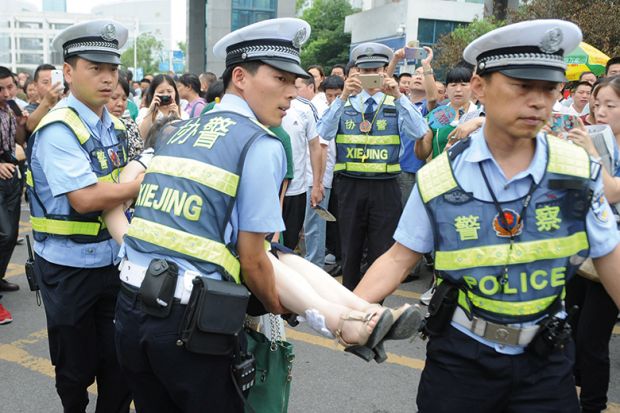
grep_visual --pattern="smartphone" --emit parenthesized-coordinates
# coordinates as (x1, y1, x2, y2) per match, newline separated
(313, 204, 336, 222)
(405, 47, 426, 61)
(550, 113, 579, 135)
(51, 69, 63, 88)
(358, 74, 382, 90)
(6, 100, 23, 117)
(159, 95, 172, 105)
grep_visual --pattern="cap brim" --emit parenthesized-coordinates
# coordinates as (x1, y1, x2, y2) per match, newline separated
(498, 67, 566, 83)
(356, 61, 386, 69)
(73, 53, 121, 65)
(261, 58, 310, 78)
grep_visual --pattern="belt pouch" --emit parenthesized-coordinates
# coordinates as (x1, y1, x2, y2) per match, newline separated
(139, 259, 178, 318)
(423, 281, 458, 337)
(179, 276, 250, 355)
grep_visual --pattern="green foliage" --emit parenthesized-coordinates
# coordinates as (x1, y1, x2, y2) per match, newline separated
(177, 41, 187, 56)
(300, 0, 356, 70)
(434, 18, 502, 71)
(510, 0, 620, 57)
(120, 33, 164, 75)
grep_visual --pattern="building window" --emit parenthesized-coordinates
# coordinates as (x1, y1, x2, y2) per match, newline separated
(231, 0, 277, 31)
(18, 37, 43, 51)
(50, 23, 71, 30)
(18, 53, 44, 65)
(417, 19, 467, 47)
(17, 21, 43, 29)
(0, 35, 11, 50)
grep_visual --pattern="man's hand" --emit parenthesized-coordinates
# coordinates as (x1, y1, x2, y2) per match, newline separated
(341, 73, 362, 101)
(0, 163, 16, 180)
(421, 47, 434, 67)
(42, 82, 63, 108)
(393, 48, 406, 63)
(382, 75, 401, 99)
(310, 184, 324, 207)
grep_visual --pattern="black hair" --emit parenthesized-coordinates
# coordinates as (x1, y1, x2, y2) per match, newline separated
(206, 80, 225, 103)
(606, 57, 620, 75)
(140, 78, 151, 84)
(24, 78, 35, 94)
(331, 64, 345, 74)
(144, 74, 180, 107)
(117, 76, 130, 97)
(34, 64, 56, 82)
(144, 116, 180, 150)
(0, 66, 13, 80)
(398, 72, 412, 80)
(574, 81, 593, 91)
(222, 61, 262, 90)
(179, 73, 202, 94)
(321, 75, 345, 91)
(126, 70, 133, 82)
(299, 75, 315, 88)
(578, 71, 595, 81)
(65, 56, 79, 68)
(445, 66, 473, 85)
(307, 65, 325, 78)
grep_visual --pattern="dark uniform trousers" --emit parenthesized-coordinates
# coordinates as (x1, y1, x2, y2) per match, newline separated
(114, 284, 244, 413)
(282, 192, 307, 250)
(0, 170, 21, 279)
(417, 326, 580, 413)
(335, 175, 402, 290)
(566, 275, 619, 413)
(34, 254, 132, 413)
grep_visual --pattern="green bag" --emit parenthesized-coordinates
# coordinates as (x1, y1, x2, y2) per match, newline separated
(245, 324, 294, 413)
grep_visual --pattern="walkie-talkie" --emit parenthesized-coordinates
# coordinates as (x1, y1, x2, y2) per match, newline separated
(24, 235, 42, 306)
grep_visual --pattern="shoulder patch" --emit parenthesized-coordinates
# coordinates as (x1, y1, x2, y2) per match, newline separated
(417, 152, 458, 203)
(546, 134, 590, 179)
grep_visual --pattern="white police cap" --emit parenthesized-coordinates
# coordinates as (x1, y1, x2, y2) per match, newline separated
(463, 19, 582, 82)
(213, 18, 311, 78)
(351, 43, 394, 69)
(52, 19, 128, 65)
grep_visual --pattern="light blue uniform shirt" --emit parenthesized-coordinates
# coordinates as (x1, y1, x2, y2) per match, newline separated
(316, 91, 429, 144)
(395, 129, 620, 353)
(30, 94, 121, 268)
(122, 93, 287, 280)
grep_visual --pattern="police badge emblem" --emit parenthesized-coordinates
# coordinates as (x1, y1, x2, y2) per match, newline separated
(292, 27, 307, 49)
(101, 24, 117, 42)
(539, 27, 563, 54)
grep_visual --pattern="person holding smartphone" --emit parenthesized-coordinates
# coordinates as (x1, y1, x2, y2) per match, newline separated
(0, 66, 26, 295)
(136, 74, 188, 138)
(25, 64, 64, 133)
(317, 42, 428, 290)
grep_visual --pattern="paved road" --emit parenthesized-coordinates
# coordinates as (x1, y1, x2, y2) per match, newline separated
(1, 203, 620, 412)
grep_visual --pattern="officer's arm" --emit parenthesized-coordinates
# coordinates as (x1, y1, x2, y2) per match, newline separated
(237, 231, 286, 314)
(354, 242, 422, 303)
(414, 129, 434, 160)
(593, 244, 620, 308)
(396, 95, 429, 140)
(316, 98, 345, 141)
(67, 180, 142, 214)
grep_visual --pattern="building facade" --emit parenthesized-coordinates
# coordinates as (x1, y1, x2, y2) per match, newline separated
(187, 0, 296, 76)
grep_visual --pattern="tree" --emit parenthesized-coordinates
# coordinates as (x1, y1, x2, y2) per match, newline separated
(434, 18, 502, 71)
(510, 0, 620, 57)
(120, 33, 164, 75)
(300, 0, 357, 70)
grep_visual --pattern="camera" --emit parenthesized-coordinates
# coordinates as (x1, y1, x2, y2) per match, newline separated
(159, 95, 172, 105)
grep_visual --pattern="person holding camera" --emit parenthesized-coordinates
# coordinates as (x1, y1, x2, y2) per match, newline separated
(136, 74, 187, 138)
(316, 42, 428, 290)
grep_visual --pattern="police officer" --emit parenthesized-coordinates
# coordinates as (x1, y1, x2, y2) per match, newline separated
(27, 20, 136, 412)
(354, 20, 620, 412)
(317, 43, 428, 290)
(113, 18, 310, 412)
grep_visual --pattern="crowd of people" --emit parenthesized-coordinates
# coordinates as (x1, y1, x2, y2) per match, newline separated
(1, 14, 620, 413)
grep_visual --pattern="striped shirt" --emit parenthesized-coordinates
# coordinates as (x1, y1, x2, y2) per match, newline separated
(0, 104, 16, 156)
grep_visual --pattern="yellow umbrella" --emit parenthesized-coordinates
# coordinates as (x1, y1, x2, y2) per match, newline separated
(565, 42, 610, 81)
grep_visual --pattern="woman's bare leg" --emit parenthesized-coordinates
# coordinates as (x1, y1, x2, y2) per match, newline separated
(276, 251, 373, 311)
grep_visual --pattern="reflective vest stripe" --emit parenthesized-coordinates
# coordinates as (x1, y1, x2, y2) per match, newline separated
(417, 152, 458, 203)
(335, 134, 401, 145)
(30, 216, 101, 236)
(147, 155, 239, 197)
(464, 290, 558, 317)
(97, 168, 123, 183)
(127, 217, 241, 283)
(435, 231, 588, 271)
(334, 162, 401, 173)
(546, 135, 590, 178)
(33, 108, 91, 144)
(25, 169, 33, 187)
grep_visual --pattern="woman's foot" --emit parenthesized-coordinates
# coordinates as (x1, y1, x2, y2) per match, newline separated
(335, 308, 394, 349)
